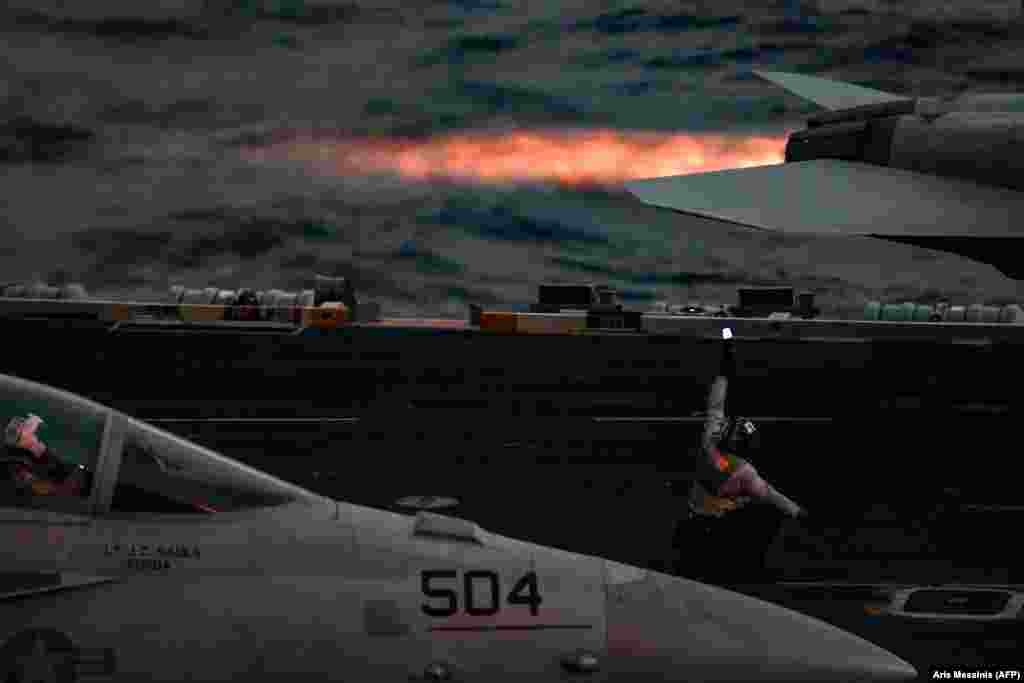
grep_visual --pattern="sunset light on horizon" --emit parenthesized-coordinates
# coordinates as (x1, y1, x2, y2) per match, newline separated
(243, 128, 789, 187)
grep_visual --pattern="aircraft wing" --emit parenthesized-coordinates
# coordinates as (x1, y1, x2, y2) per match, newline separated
(626, 159, 1024, 278)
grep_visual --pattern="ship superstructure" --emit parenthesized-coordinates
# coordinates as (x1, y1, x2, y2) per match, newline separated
(2, 278, 1021, 420)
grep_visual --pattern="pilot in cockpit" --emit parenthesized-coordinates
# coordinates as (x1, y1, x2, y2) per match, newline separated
(3, 413, 87, 498)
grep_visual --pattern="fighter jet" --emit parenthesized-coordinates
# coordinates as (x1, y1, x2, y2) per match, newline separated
(0, 373, 915, 682)
(626, 70, 1024, 279)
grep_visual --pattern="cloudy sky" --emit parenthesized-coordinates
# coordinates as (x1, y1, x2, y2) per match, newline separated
(4, 0, 1024, 316)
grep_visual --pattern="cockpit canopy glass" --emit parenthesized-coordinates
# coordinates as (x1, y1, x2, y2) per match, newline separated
(0, 373, 315, 515)
(110, 418, 306, 514)
(0, 374, 105, 509)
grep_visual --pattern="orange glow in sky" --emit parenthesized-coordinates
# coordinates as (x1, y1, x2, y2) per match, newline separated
(243, 128, 787, 187)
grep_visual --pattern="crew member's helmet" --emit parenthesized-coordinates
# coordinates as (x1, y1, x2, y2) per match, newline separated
(719, 417, 759, 458)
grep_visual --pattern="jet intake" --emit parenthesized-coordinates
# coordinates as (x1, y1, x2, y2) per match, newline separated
(786, 121, 867, 163)
(786, 116, 902, 166)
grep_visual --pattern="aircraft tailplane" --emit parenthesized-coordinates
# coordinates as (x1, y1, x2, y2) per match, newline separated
(626, 159, 1024, 279)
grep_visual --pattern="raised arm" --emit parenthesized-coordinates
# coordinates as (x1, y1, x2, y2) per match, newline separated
(701, 332, 735, 452)
(706, 341, 734, 414)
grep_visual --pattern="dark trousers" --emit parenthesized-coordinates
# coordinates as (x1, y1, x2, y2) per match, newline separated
(670, 503, 788, 585)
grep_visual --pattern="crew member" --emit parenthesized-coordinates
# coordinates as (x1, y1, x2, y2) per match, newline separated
(670, 329, 807, 582)
(688, 328, 805, 519)
(3, 414, 86, 498)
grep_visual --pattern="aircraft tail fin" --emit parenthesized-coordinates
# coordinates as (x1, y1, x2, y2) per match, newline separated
(753, 71, 910, 110)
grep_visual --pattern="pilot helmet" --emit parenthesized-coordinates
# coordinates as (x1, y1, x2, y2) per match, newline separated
(719, 417, 759, 458)
(5, 415, 41, 452)
(3, 415, 46, 469)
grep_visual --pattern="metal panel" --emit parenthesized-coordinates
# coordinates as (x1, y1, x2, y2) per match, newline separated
(478, 311, 518, 334)
(178, 304, 228, 323)
(413, 512, 486, 545)
(90, 412, 123, 515)
(516, 313, 586, 335)
(890, 115, 1024, 190)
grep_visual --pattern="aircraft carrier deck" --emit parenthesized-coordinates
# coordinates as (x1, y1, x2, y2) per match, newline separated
(3, 281, 1018, 677)
(1, 279, 1019, 568)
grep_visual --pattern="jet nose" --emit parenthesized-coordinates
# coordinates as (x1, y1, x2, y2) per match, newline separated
(605, 570, 917, 682)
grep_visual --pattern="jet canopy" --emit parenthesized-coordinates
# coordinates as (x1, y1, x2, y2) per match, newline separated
(0, 373, 318, 515)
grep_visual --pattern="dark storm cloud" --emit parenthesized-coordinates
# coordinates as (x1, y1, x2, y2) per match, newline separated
(395, 241, 465, 276)
(804, 17, 1020, 76)
(362, 98, 403, 117)
(751, 14, 843, 35)
(644, 46, 785, 70)
(8, 9, 212, 40)
(861, 43, 916, 65)
(791, 41, 925, 75)
(100, 97, 268, 130)
(223, 0, 362, 25)
(451, 81, 586, 120)
(575, 44, 785, 74)
(70, 209, 349, 278)
(170, 208, 337, 239)
(5, 1, 365, 43)
(604, 80, 668, 96)
(573, 48, 642, 69)
(167, 209, 356, 266)
(383, 79, 591, 136)
(359, 104, 469, 138)
(101, 98, 214, 127)
(0, 116, 95, 163)
(969, 65, 1024, 84)
(423, 17, 465, 29)
(421, 198, 610, 246)
(72, 228, 174, 265)
(547, 256, 746, 287)
(71, 220, 285, 272)
(168, 230, 285, 267)
(279, 250, 320, 269)
(361, 80, 589, 137)
(571, 7, 740, 35)
(446, 0, 502, 13)
(416, 33, 521, 67)
(440, 284, 502, 303)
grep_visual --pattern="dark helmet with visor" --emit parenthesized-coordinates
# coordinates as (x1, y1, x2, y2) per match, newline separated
(719, 417, 759, 458)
